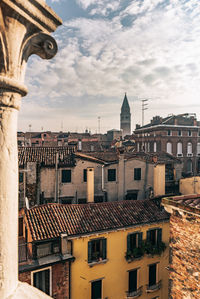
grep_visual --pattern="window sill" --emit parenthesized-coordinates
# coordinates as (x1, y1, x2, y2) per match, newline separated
(126, 256, 143, 263)
(146, 281, 161, 293)
(88, 259, 108, 267)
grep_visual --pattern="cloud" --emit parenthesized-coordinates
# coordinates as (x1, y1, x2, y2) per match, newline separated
(20, 0, 200, 132)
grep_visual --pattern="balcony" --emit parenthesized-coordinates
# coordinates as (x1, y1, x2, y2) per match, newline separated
(146, 280, 161, 293)
(126, 286, 143, 298)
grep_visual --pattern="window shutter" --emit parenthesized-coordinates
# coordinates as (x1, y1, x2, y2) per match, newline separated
(127, 234, 131, 251)
(88, 241, 92, 263)
(102, 239, 107, 260)
(147, 230, 151, 242)
(138, 232, 143, 247)
(157, 228, 162, 245)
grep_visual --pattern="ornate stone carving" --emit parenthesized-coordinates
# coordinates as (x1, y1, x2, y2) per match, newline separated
(0, 1, 62, 298)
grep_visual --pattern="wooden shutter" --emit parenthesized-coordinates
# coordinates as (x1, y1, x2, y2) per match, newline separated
(147, 230, 151, 242)
(88, 241, 92, 263)
(102, 239, 107, 260)
(127, 234, 131, 251)
(138, 232, 143, 247)
(157, 228, 162, 245)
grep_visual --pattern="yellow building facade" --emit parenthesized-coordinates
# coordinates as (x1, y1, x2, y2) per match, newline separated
(70, 221, 169, 299)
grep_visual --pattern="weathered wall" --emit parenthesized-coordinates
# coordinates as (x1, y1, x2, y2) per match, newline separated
(179, 176, 200, 195)
(169, 210, 200, 299)
(19, 262, 70, 299)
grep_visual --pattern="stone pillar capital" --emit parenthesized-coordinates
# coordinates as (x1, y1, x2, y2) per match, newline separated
(0, 0, 62, 103)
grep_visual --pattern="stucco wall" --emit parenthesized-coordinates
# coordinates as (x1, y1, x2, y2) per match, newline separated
(70, 221, 169, 299)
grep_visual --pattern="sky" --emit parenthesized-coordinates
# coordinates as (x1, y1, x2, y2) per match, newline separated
(18, 0, 200, 134)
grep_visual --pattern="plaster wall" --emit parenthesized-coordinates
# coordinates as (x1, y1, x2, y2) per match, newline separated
(70, 221, 169, 299)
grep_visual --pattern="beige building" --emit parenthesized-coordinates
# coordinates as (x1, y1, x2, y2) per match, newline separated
(19, 147, 182, 207)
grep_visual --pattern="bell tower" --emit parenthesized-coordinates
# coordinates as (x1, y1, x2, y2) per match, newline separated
(120, 93, 131, 137)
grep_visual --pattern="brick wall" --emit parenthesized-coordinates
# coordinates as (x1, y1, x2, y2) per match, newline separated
(169, 210, 200, 298)
(19, 261, 70, 299)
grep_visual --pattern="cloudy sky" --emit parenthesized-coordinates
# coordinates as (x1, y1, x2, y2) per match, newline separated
(19, 0, 200, 133)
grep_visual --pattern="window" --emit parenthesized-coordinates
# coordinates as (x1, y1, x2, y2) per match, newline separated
(32, 268, 51, 296)
(19, 172, 23, 183)
(108, 169, 116, 181)
(126, 232, 143, 259)
(134, 168, 141, 180)
(178, 130, 182, 136)
(147, 228, 162, 246)
(83, 169, 87, 182)
(166, 142, 172, 155)
(177, 142, 183, 156)
(61, 169, 71, 183)
(167, 130, 171, 136)
(197, 143, 200, 155)
(188, 130, 192, 136)
(88, 238, 106, 263)
(91, 280, 102, 299)
(153, 142, 157, 152)
(187, 142, 192, 156)
(186, 160, 192, 173)
(149, 264, 157, 287)
(128, 269, 138, 294)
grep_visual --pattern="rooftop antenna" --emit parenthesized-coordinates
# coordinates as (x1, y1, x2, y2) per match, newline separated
(29, 124, 32, 132)
(141, 99, 149, 126)
(61, 121, 63, 132)
(98, 116, 101, 134)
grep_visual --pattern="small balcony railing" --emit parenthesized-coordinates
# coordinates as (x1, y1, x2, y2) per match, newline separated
(146, 280, 162, 293)
(126, 286, 143, 298)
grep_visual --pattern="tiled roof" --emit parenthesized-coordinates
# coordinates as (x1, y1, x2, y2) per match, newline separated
(18, 147, 76, 167)
(162, 194, 200, 215)
(24, 200, 169, 241)
(82, 151, 181, 164)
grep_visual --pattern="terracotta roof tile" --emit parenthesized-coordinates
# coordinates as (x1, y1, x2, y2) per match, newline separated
(162, 194, 200, 215)
(24, 200, 169, 241)
(18, 147, 75, 167)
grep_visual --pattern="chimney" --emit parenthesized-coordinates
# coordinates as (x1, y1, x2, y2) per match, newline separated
(78, 139, 82, 151)
(87, 167, 94, 203)
(60, 233, 72, 255)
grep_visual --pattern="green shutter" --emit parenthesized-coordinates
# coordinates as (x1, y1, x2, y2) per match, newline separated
(127, 234, 131, 251)
(157, 228, 162, 245)
(102, 239, 107, 260)
(88, 241, 92, 263)
(138, 232, 143, 247)
(147, 230, 151, 242)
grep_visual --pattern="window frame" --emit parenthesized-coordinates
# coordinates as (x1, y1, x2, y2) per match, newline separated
(83, 169, 87, 182)
(146, 228, 162, 246)
(61, 169, 71, 183)
(31, 266, 52, 296)
(107, 169, 116, 182)
(127, 232, 143, 252)
(148, 263, 158, 287)
(134, 168, 141, 181)
(88, 238, 107, 264)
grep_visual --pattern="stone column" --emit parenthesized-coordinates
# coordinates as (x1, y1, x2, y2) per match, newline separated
(0, 1, 62, 298)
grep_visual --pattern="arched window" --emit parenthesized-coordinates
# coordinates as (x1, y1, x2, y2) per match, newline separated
(166, 142, 172, 155)
(187, 142, 192, 156)
(177, 142, 182, 156)
(186, 160, 192, 173)
(154, 142, 157, 153)
(197, 143, 200, 156)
